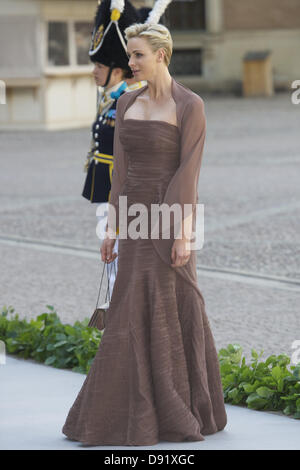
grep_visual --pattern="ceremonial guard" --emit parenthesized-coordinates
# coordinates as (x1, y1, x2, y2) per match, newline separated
(82, 0, 150, 287)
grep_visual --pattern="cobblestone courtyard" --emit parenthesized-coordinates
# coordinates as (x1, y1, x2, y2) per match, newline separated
(1, 90, 299, 363)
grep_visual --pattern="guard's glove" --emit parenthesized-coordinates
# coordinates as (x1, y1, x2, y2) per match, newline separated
(84, 151, 93, 173)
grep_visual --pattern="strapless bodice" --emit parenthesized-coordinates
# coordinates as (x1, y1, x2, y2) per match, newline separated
(119, 119, 180, 206)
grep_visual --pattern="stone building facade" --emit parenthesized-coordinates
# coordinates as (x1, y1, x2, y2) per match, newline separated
(0, 0, 299, 129)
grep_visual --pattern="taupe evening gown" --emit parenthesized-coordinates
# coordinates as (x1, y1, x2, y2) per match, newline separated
(62, 78, 227, 446)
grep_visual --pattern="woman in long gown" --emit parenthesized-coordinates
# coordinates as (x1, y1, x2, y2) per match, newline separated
(62, 23, 227, 446)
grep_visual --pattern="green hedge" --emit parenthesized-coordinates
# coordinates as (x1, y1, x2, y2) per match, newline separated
(219, 343, 300, 419)
(0, 305, 101, 374)
(1, 305, 300, 419)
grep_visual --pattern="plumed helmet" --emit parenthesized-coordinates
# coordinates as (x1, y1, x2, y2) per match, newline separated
(89, 0, 172, 78)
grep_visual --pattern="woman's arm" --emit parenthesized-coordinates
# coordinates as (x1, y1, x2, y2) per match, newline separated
(163, 95, 207, 242)
(106, 97, 129, 237)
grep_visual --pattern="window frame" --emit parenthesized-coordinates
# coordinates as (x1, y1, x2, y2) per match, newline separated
(44, 18, 93, 75)
(163, 0, 206, 31)
(169, 47, 203, 76)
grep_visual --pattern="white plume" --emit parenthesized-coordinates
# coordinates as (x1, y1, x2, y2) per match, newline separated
(145, 0, 173, 24)
(110, 0, 125, 13)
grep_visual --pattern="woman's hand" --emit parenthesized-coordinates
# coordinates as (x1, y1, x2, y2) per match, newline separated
(171, 238, 191, 268)
(100, 233, 118, 263)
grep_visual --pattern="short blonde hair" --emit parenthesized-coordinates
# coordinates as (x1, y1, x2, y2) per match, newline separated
(124, 23, 173, 67)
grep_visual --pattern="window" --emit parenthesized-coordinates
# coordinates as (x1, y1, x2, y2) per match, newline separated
(47, 20, 93, 67)
(48, 22, 69, 66)
(75, 22, 93, 65)
(161, 0, 206, 30)
(169, 49, 203, 75)
(0, 16, 39, 77)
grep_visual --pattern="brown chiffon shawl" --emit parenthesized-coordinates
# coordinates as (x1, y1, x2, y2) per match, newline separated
(107, 76, 207, 302)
